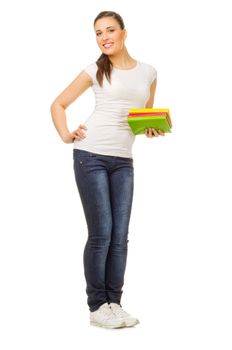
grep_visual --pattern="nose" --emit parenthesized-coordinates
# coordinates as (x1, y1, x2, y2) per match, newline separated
(102, 32, 109, 41)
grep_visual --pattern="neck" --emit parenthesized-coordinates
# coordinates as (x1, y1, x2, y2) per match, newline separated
(109, 47, 136, 69)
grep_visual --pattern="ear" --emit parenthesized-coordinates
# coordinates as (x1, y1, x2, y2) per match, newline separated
(124, 29, 127, 40)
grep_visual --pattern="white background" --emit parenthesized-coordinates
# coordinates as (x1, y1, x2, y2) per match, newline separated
(0, 0, 232, 349)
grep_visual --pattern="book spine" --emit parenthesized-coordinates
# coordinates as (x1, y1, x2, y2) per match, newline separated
(128, 108, 170, 114)
(128, 112, 168, 117)
(128, 116, 167, 121)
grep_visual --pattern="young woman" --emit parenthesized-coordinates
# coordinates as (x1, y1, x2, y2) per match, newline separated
(50, 10, 164, 329)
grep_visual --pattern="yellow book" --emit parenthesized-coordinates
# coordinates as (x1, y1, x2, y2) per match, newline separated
(128, 108, 170, 114)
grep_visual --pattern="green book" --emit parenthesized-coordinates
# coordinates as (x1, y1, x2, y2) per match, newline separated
(128, 116, 171, 135)
(127, 108, 172, 135)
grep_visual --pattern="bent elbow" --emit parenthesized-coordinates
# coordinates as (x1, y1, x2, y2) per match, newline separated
(51, 101, 67, 112)
(50, 101, 57, 112)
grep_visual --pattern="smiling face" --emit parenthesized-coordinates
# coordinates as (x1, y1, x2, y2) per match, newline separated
(94, 17, 127, 56)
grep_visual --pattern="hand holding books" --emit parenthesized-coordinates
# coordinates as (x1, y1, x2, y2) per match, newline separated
(144, 128, 165, 138)
(127, 108, 172, 136)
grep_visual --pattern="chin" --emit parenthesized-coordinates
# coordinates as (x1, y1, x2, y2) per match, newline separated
(102, 49, 115, 56)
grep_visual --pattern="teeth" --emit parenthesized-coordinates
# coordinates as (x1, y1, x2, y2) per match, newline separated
(104, 43, 113, 48)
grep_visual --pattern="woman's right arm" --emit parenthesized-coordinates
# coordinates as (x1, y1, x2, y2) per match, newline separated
(50, 70, 92, 143)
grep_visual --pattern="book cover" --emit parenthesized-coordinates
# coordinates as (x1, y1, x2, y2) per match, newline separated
(128, 116, 171, 135)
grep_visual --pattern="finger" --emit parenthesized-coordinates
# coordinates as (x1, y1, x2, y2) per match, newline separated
(79, 125, 87, 137)
(73, 131, 81, 139)
(73, 133, 81, 140)
(74, 131, 85, 139)
(78, 129, 86, 138)
(151, 128, 159, 137)
(149, 128, 153, 137)
(158, 129, 165, 136)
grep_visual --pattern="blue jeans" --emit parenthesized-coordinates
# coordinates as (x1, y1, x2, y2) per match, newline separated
(73, 149, 134, 312)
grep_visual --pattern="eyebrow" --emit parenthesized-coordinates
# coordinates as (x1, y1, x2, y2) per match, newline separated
(95, 26, 116, 33)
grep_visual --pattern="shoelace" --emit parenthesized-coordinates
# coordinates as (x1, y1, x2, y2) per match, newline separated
(110, 305, 130, 318)
(99, 305, 116, 321)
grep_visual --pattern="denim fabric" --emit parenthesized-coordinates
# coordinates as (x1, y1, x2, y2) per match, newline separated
(73, 149, 134, 312)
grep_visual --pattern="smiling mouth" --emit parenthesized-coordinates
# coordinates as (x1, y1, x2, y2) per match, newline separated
(103, 43, 114, 49)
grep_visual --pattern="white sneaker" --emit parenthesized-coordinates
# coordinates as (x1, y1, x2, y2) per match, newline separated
(90, 302, 126, 329)
(109, 303, 140, 327)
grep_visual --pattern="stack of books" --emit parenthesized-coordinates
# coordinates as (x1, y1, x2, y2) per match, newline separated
(127, 108, 172, 135)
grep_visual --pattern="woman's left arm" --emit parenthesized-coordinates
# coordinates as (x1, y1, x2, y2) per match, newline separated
(145, 78, 157, 109)
(144, 78, 165, 138)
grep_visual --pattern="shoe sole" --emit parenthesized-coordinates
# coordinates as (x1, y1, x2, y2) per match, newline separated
(90, 321, 126, 329)
(124, 319, 140, 327)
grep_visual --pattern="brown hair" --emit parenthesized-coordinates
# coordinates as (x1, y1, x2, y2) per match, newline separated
(93, 11, 125, 87)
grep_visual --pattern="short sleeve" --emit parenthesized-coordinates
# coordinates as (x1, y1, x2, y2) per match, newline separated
(84, 63, 98, 84)
(149, 65, 157, 84)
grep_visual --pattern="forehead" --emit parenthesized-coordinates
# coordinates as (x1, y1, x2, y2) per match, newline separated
(94, 17, 120, 31)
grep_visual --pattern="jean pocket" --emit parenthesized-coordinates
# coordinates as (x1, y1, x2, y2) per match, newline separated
(74, 152, 99, 172)
(73, 149, 98, 159)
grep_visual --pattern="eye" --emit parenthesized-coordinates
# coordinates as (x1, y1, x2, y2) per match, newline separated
(96, 32, 102, 37)
(109, 29, 115, 32)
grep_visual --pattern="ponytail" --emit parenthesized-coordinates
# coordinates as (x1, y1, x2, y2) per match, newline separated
(96, 53, 113, 87)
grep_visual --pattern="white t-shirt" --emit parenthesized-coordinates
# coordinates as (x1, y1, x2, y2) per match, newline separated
(73, 60, 157, 158)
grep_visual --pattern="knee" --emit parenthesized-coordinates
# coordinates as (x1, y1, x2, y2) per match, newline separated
(88, 216, 112, 243)
(110, 238, 129, 251)
(88, 236, 111, 249)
